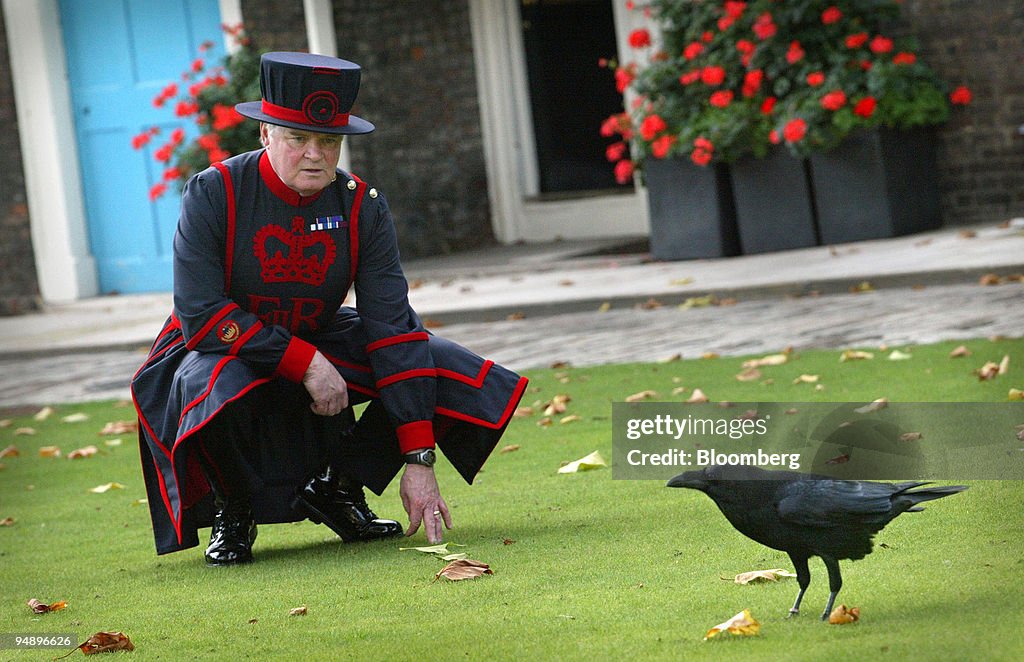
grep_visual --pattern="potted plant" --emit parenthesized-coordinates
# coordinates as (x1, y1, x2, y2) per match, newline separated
(601, 0, 972, 256)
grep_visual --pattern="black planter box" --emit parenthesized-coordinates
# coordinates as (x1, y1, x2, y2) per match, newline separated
(730, 147, 819, 254)
(644, 158, 739, 260)
(809, 127, 941, 244)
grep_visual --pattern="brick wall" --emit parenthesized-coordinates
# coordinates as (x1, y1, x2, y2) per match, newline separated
(239, 0, 308, 52)
(899, 1, 1024, 225)
(0, 8, 39, 315)
(330, 0, 495, 257)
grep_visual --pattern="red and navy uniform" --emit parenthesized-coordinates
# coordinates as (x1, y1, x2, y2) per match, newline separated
(132, 149, 528, 555)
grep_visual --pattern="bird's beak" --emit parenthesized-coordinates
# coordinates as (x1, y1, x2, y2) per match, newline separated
(667, 471, 707, 490)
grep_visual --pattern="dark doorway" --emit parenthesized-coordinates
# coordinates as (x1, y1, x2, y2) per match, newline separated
(520, 0, 629, 195)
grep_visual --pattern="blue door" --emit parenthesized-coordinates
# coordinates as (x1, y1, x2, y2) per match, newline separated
(59, 0, 225, 293)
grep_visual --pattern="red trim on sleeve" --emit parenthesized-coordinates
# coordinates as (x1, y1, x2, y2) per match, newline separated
(396, 420, 436, 453)
(185, 302, 239, 350)
(375, 368, 437, 390)
(212, 162, 237, 292)
(275, 336, 317, 383)
(229, 320, 264, 356)
(366, 331, 429, 354)
(437, 360, 493, 389)
(348, 173, 366, 285)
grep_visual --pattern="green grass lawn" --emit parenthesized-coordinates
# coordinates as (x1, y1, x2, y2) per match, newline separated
(1, 337, 1022, 660)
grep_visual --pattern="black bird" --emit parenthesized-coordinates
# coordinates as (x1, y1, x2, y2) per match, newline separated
(668, 465, 967, 620)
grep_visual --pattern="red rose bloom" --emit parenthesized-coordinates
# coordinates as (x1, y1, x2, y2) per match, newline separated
(614, 159, 635, 184)
(691, 149, 713, 166)
(806, 71, 825, 86)
(684, 42, 705, 60)
(710, 90, 734, 108)
(742, 69, 763, 97)
(702, 31, 714, 43)
(753, 12, 777, 40)
(148, 182, 168, 201)
(639, 114, 668, 141)
(769, 129, 781, 144)
(718, 15, 736, 31)
(950, 86, 973, 105)
(628, 28, 651, 49)
(651, 134, 676, 159)
(131, 132, 151, 150)
(170, 128, 185, 145)
(701, 65, 727, 86)
(694, 137, 714, 153)
(821, 90, 847, 111)
(162, 166, 182, 182)
(605, 141, 627, 162)
(736, 39, 755, 55)
(615, 65, 636, 93)
(212, 103, 245, 130)
(821, 7, 842, 25)
(869, 35, 894, 54)
(174, 100, 199, 117)
(893, 52, 917, 65)
(786, 41, 805, 64)
(153, 143, 174, 163)
(783, 118, 808, 143)
(760, 96, 777, 114)
(724, 1, 747, 19)
(191, 58, 205, 73)
(197, 133, 221, 151)
(207, 148, 230, 163)
(845, 32, 869, 48)
(853, 96, 877, 118)
(680, 69, 702, 85)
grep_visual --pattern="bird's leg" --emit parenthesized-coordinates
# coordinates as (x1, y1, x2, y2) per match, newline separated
(788, 553, 811, 618)
(820, 555, 843, 621)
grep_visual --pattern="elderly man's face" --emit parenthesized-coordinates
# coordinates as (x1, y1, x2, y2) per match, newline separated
(261, 124, 342, 197)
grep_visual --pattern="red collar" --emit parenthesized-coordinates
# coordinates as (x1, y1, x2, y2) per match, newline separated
(259, 150, 326, 207)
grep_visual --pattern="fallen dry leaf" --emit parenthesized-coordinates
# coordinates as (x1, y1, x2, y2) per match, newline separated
(98, 420, 137, 436)
(659, 353, 682, 363)
(399, 542, 466, 556)
(826, 453, 851, 465)
(499, 444, 521, 454)
(62, 412, 89, 423)
(560, 415, 582, 424)
(89, 482, 125, 493)
(899, 432, 924, 442)
(704, 609, 761, 640)
(999, 355, 1010, 375)
(855, 398, 889, 414)
(625, 390, 658, 403)
(732, 569, 798, 585)
(641, 298, 663, 309)
(671, 386, 688, 396)
(14, 427, 36, 436)
(850, 281, 874, 293)
(0, 444, 19, 458)
(104, 439, 123, 447)
(27, 598, 67, 614)
(289, 606, 308, 616)
(506, 312, 526, 321)
(597, 302, 611, 313)
(0, 418, 11, 427)
(702, 352, 720, 360)
(840, 350, 874, 362)
(679, 295, 716, 309)
(502, 538, 516, 545)
(959, 229, 978, 239)
(742, 352, 789, 369)
(828, 604, 861, 625)
(686, 389, 709, 404)
(979, 273, 1001, 285)
(543, 394, 571, 416)
(792, 374, 820, 385)
(68, 445, 99, 459)
(949, 345, 972, 358)
(887, 350, 913, 361)
(558, 451, 606, 474)
(735, 368, 762, 382)
(513, 406, 534, 418)
(537, 417, 553, 427)
(1010, 389, 1023, 402)
(550, 361, 571, 369)
(670, 277, 695, 286)
(38, 446, 62, 458)
(33, 406, 55, 421)
(434, 559, 493, 582)
(1, 517, 14, 526)
(976, 361, 1001, 381)
(77, 631, 135, 654)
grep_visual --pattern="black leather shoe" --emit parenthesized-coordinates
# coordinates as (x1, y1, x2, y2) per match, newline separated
(205, 501, 257, 566)
(292, 465, 403, 542)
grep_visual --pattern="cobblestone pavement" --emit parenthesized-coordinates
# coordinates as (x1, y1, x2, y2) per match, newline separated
(1, 282, 1020, 410)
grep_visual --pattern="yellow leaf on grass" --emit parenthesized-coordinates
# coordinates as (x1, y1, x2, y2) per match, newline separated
(39, 446, 61, 458)
(0, 445, 20, 458)
(792, 374, 819, 384)
(543, 394, 572, 416)
(33, 406, 54, 421)
(949, 345, 971, 358)
(399, 543, 466, 555)
(732, 569, 798, 585)
(62, 412, 89, 423)
(434, 559, 493, 582)
(735, 368, 762, 382)
(98, 420, 137, 436)
(686, 389, 709, 404)
(828, 604, 861, 624)
(625, 390, 658, 403)
(999, 355, 1010, 375)
(976, 361, 1001, 381)
(742, 353, 789, 369)
(513, 406, 534, 418)
(597, 302, 611, 313)
(89, 482, 124, 493)
(289, 606, 307, 616)
(14, 428, 36, 436)
(104, 439, 123, 447)
(1, 517, 14, 526)
(558, 451, 606, 474)
(68, 445, 99, 459)
(899, 432, 924, 442)
(560, 415, 582, 424)
(704, 609, 761, 640)
(887, 350, 913, 361)
(1009, 389, 1023, 401)
(0, 419, 11, 427)
(499, 444, 521, 454)
(840, 350, 874, 362)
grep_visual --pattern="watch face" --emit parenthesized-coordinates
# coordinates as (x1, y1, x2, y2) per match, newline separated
(422, 449, 436, 465)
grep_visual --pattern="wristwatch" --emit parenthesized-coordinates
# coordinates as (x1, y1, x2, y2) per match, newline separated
(403, 448, 436, 467)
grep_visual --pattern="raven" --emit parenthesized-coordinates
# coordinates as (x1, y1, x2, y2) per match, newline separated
(668, 465, 967, 620)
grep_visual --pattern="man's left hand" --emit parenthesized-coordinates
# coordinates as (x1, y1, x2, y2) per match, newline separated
(400, 464, 452, 543)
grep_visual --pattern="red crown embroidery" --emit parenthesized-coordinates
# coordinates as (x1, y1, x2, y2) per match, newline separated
(253, 218, 337, 286)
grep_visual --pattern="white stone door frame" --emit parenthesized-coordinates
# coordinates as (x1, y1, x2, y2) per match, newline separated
(468, 0, 649, 243)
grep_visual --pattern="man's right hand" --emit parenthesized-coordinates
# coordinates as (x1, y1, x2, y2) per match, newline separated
(302, 350, 348, 416)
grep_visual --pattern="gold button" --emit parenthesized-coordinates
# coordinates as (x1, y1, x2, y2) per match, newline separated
(347, 179, 357, 190)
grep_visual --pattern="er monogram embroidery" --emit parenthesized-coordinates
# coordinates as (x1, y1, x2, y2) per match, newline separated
(254, 217, 336, 286)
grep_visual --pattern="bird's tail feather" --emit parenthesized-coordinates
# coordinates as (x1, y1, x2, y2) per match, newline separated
(897, 484, 968, 511)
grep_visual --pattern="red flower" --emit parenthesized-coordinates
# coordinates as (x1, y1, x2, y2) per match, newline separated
(783, 118, 808, 143)
(628, 28, 651, 49)
(170, 128, 186, 145)
(769, 129, 781, 144)
(600, 115, 622, 137)
(605, 141, 627, 162)
(846, 32, 869, 49)
(753, 12, 777, 40)
(691, 149, 713, 166)
(212, 103, 245, 130)
(694, 137, 714, 153)
(207, 148, 230, 163)
(614, 159, 635, 184)
(131, 132, 152, 150)
(175, 100, 199, 117)
(718, 15, 736, 31)
(821, 7, 843, 25)
(806, 71, 825, 86)
(853, 96, 877, 118)
(710, 90, 734, 108)
(153, 143, 175, 162)
(148, 182, 168, 201)
(197, 132, 221, 151)
(786, 41, 805, 64)
(701, 31, 714, 43)
(760, 96, 777, 114)
(893, 52, 917, 65)
(869, 35, 894, 54)
(198, 40, 214, 53)
(680, 69, 701, 85)
(639, 114, 668, 141)
(950, 85, 973, 105)
(162, 166, 183, 182)
(615, 65, 636, 93)
(735, 39, 755, 55)
(191, 58, 205, 73)
(742, 69, 763, 97)
(684, 42, 704, 60)
(651, 134, 676, 159)
(724, 1, 747, 19)
(701, 65, 727, 86)
(821, 90, 847, 111)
